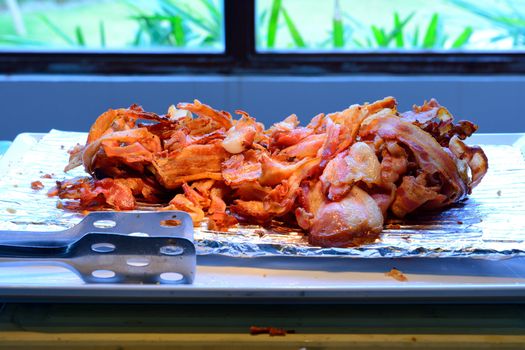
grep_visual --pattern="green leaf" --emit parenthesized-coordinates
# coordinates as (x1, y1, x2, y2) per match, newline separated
(201, 35, 216, 44)
(267, 0, 282, 48)
(393, 12, 404, 48)
(259, 9, 268, 25)
(423, 13, 439, 49)
(448, 0, 524, 32)
(388, 12, 414, 46)
(490, 33, 511, 43)
(171, 15, 186, 46)
(39, 15, 75, 46)
(281, 7, 306, 48)
(333, 0, 344, 48)
(127, 0, 222, 47)
(333, 18, 344, 48)
(132, 27, 143, 47)
(75, 26, 85, 46)
(439, 34, 448, 48)
(159, 0, 215, 36)
(99, 21, 106, 48)
(140, 16, 170, 45)
(0, 34, 45, 46)
(451, 26, 472, 48)
(371, 25, 386, 46)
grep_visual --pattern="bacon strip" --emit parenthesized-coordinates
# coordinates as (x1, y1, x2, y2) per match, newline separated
(177, 99, 233, 130)
(360, 113, 468, 205)
(153, 143, 228, 189)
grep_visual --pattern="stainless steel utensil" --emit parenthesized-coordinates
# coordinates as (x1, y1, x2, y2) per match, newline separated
(0, 211, 196, 284)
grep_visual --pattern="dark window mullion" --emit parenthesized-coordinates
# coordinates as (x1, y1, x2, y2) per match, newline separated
(224, 0, 253, 68)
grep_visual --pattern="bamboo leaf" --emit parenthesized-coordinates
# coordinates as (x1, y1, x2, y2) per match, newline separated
(0, 34, 44, 46)
(159, 0, 214, 34)
(267, 0, 282, 48)
(394, 12, 404, 48)
(126, 0, 221, 47)
(75, 26, 85, 46)
(132, 28, 142, 46)
(451, 26, 472, 48)
(259, 9, 268, 25)
(140, 16, 170, 45)
(440, 34, 448, 47)
(171, 15, 186, 46)
(394, 12, 405, 48)
(423, 13, 439, 48)
(99, 21, 106, 47)
(333, 0, 344, 48)
(333, 19, 345, 48)
(281, 7, 306, 48)
(371, 25, 386, 46)
(387, 12, 414, 46)
(490, 33, 511, 42)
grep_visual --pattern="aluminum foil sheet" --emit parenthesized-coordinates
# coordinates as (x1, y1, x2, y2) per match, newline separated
(0, 130, 524, 259)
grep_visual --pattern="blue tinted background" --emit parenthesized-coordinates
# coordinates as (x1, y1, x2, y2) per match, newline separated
(1, 75, 524, 140)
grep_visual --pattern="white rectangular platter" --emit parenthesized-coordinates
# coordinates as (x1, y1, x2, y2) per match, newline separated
(0, 132, 524, 302)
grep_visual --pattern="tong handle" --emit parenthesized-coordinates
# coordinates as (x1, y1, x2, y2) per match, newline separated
(0, 211, 197, 284)
(0, 233, 196, 284)
(0, 210, 194, 248)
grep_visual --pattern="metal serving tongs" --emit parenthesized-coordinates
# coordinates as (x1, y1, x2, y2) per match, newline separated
(0, 211, 196, 284)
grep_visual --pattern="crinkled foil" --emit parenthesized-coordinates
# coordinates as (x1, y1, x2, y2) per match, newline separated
(0, 130, 524, 259)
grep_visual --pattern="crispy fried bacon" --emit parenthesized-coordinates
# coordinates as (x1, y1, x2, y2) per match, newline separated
(153, 143, 227, 189)
(55, 97, 488, 248)
(222, 111, 261, 154)
(320, 142, 381, 201)
(308, 186, 384, 247)
(177, 99, 233, 131)
(401, 99, 478, 146)
(50, 176, 161, 211)
(360, 113, 469, 206)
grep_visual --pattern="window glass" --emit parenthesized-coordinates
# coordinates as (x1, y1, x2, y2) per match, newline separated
(256, 0, 525, 52)
(0, 0, 224, 52)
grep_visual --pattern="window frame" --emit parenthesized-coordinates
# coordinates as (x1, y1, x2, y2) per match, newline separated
(0, 0, 524, 75)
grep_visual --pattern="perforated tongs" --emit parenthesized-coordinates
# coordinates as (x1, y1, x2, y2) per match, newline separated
(0, 211, 195, 284)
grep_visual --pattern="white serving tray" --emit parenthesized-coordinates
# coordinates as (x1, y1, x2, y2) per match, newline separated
(0, 132, 525, 302)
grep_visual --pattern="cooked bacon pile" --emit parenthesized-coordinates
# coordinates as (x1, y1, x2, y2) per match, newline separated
(51, 97, 488, 247)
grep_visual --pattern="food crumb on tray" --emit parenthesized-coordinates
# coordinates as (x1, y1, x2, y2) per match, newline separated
(386, 224, 401, 229)
(250, 326, 295, 336)
(385, 267, 408, 282)
(30, 180, 44, 190)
